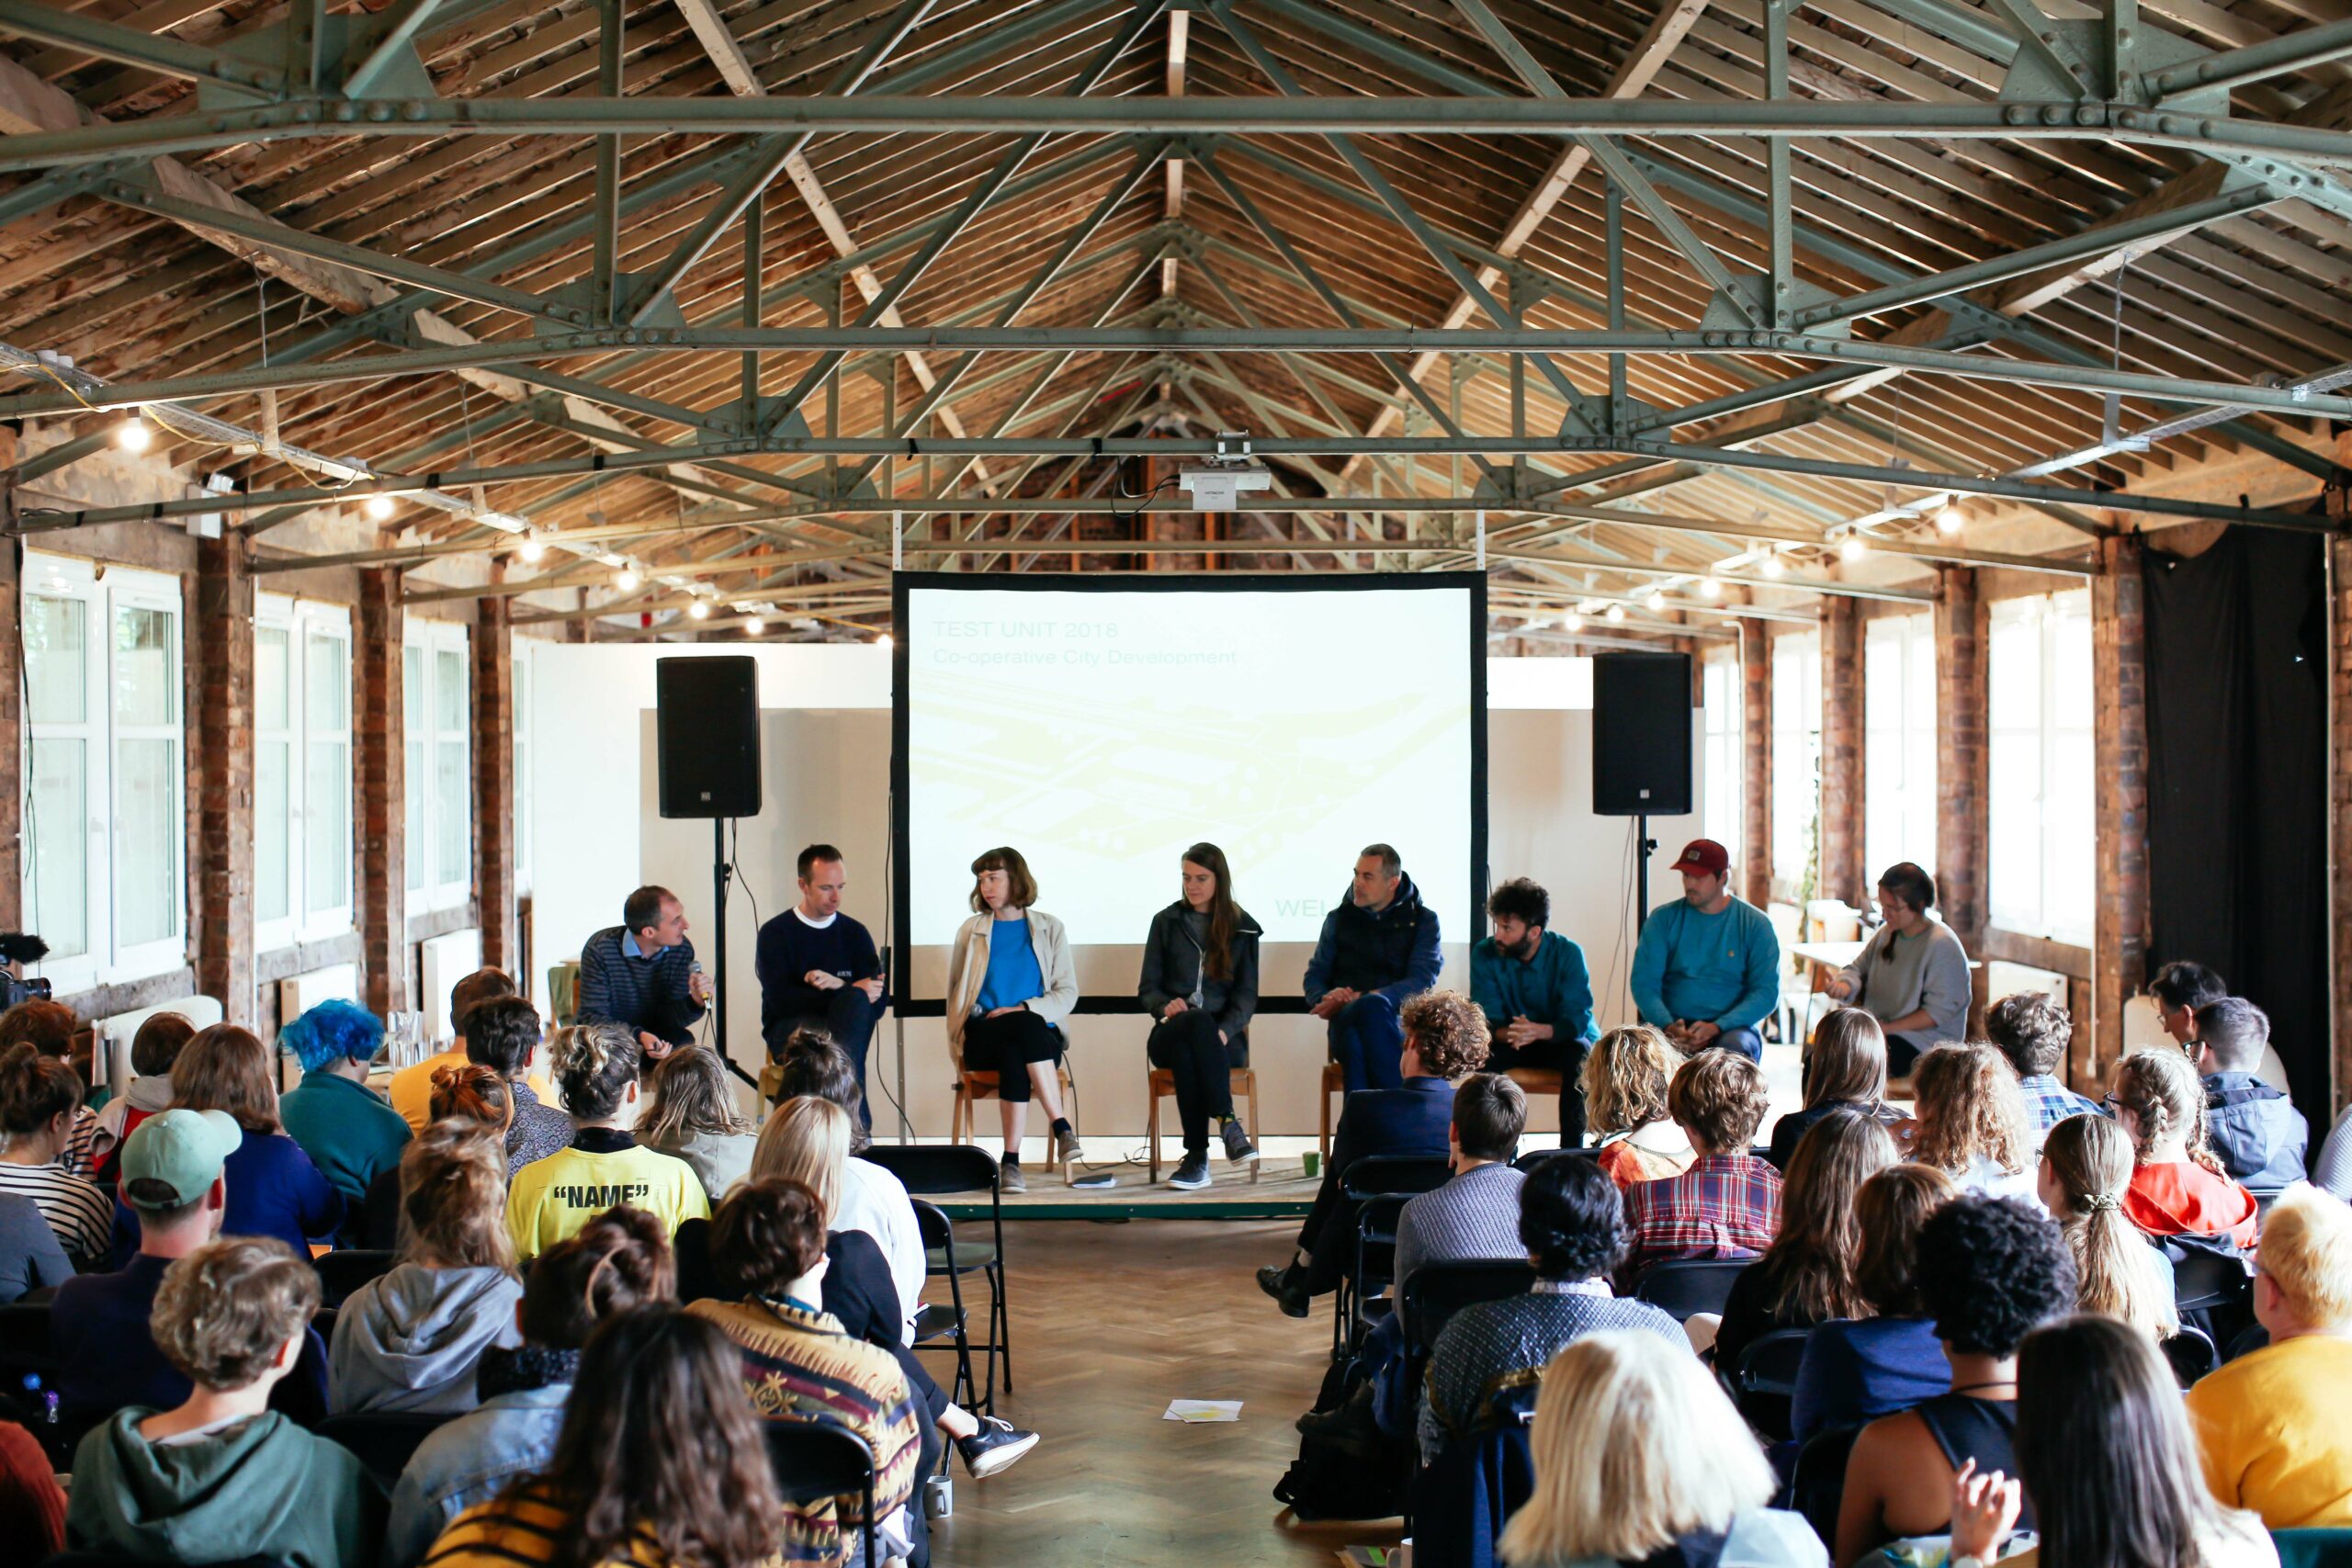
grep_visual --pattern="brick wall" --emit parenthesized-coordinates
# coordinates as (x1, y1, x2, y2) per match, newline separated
(1740, 619, 1771, 908)
(0, 449, 18, 931)
(1934, 566, 1986, 942)
(474, 587, 516, 974)
(193, 537, 255, 1023)
(2090, 533, 2149, 1088)
(2332, 519, 2352, 1115)
(1818, 597, 1865, 907)
(356, 568, 408, 1015)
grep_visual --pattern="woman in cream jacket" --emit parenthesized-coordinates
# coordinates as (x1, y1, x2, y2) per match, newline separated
(945, 846, 1082, 1190)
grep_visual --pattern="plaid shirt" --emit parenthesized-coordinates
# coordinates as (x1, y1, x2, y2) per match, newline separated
(1622, 1153, 1782, 1281)
(2020, 1074, 2106, 1134)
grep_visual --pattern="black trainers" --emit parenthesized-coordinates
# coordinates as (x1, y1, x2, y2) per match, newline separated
(1256, 1263, 1310, 1318)
(1220, 1117, 1257, 1163)
(956, 1415, 1040, 1478)
(1169, 1153, 1211, 1190)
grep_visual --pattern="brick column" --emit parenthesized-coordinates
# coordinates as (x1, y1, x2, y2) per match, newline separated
(193, 537, 255, 1022)
(356, 569, 409, 1017)
(474, 588, 516, 975)
(1740, 620, 1772, 907)
(2090, 534, 2150, 1087)
(1818, 597, 1865, 907)
(0, 446, 20, 931)
(2329, 486, 2352, 1115)
(1934, 567, 1987, 943)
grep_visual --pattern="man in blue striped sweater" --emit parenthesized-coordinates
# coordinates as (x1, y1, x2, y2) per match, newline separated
(577, 886, 710, 1061)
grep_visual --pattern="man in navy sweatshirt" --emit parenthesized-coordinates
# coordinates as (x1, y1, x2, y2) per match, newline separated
(755, 843, 888, 1122)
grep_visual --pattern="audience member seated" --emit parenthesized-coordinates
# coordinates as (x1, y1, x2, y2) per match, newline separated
(2195, 996, 2308, 1189)
(2149, 958, 2228, 1051)
(0, 1192, 70, 1303)
(366, 1063, 513, 1248)
(1258, 989, 1488, 1316)
(1790, 1165, 1959, 1447)
(55, 1109, 330, 1432)
(0, 998, 106, 1174)
(465, 995, 571, 1175)
(108, 1021, 343, 1263)
(1768, 1008, 1902, 1170)
(331, 1124, 524, 1415)
(1950, 1315, 2278, 1568)
(1821, 863, 1971, 1077)
(277, 998, 412, 1228)
(2312, 1103, 2352, 1202)
(1903, 1042, 2035, 1202)
(1498, 1330, 1830, 1568)
(1834, 1194, 2075, 1567)
(93, 1010, 194, 1168)
(1419, 1155, 1683, 1466)
(1138, 840, 1262, 1186)
(2112, 1046, 2259, 1251)
(687, 1178, 924, 1563)
(390, 965, 519, 1134)
(1621, 1047, 1782, 1284)
(1983, 990, 2100, 1141)
(1470, 877, 1596, 1142)
(1711, 1109, 1898, 1371)
(1582, 1025, 1694, 1188)
(640, 1043, 758, 1203)
(0, 1414, 64, 1558)
(506, 1021, 709, 1262)
(0, 1042, 111, 1266)
(1628, 838, 1781, 1062)
(2185, 1183, 2352, 1529)
(766, 1032, 924, 1345)
(63, 1236, 383, 1566)
(1306, 843, 1444, 1095)
(2038, 1111, 2178, 1343)
(385, 1209, 673, 1568)
(752, 1093, 1037, 1479)
(420, 1305, 781, 1568)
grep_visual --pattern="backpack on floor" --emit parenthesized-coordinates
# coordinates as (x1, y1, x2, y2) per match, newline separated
(1272, 1359, 1412, 1524)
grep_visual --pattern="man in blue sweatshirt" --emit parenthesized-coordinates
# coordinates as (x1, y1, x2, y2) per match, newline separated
(1306, 844, 1444, 1093)
(1471, 876, 1599, 1141)
(754, 843, 888, 1122)
(1628, 839, 1780, 1062)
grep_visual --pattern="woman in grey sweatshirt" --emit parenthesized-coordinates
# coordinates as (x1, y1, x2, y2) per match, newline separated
(328, 1125, 521, 1416)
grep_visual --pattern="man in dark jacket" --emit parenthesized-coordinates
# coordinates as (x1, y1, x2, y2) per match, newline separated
(1306, 844, 1444, 1093)
(755, 844, 888, 1124)
(2196, 996, 2308, 1189)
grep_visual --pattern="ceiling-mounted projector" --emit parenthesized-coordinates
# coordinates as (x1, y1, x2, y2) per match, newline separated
(1178, 430, 1272, 511)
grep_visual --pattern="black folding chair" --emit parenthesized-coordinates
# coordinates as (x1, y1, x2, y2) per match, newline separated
(763, 1419, 878, 1568)
(1730, 1326, 1813, 1441)
(1345, 1194, 1413, 1351)
(1511, 1146, 1598, 1173)
(1332, 1155, 1454, 1356)
(315, 1411, 453, 1487)
(312, 1248, 397, 1309)
(1398, 1259, 1541, 1363)
(859, 1145, 1008, 1411)
(1634, 1258, 1753, 1321)
(1786, 1423, 1862, 1551)
(2162, 1323, 2219, 1386)
(2170, 1244, 2255, 1313)
(909, 1199, 981, 1413)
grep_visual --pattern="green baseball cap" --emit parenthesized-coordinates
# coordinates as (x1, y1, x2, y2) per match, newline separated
(118, 1109, 241, 1209)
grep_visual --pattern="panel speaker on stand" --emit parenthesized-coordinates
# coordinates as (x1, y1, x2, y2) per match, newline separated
(656, 655, 762, 819)
(1591, 650, 1693, 817)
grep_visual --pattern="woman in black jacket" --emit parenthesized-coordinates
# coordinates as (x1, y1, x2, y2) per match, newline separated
(1139, 841, 1262, 1190)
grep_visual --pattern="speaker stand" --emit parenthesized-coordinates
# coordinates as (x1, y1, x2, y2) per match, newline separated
(1633, 814, 1659, 936)
(710, 818, 754, 1089)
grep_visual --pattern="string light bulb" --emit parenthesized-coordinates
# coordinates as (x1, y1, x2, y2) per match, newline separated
(1645, 590, 1667, 612)
(687, 599, 710, 620)
(877, 633, 895, 649)
(1700, 576, 1723, 599)
(1563, 612, 1584, 633)
(1935, 504, 1965, 535)
(363, 493, 395, 521)
(1605, 604, 1626, 624)
(1759, 552, 1786, 580)
(518, 536, 546, 563)
(616, 568, 640, 591)
(115, 417, 153, 453)
(742, 616, 764, 636)
(1840, 535, 1870, 561)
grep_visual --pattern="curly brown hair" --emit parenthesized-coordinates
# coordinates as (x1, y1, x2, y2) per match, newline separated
(429, 1062, 513, 1131)
(1580, 1025, 1677, 1137)
(151, 1236, 320, 1391)
(709, 1178, 829, 1300)
(1400, 989, 1490, 1080)
(1908, 1041, 2031, 1178)
(1666, 1047, 1771, 1152)
(2111, 1046, 2225, 1174)
(1984, 991, 2074, 1079)
(521, 1207, 674, 1349)
(0, 999, 77, 1057)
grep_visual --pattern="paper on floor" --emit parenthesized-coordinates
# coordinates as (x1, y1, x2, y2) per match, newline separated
(1160, 1399, 1243, 1422)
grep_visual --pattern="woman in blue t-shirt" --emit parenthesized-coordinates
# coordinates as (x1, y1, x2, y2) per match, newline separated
(944, 847, 1081, 1192)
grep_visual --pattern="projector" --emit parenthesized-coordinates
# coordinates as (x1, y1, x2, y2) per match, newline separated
(1177, 431, 1272, 512)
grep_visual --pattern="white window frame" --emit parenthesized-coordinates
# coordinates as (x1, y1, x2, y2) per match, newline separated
(1770, 629, 1822, 899)
(1987, 590, 2095, 946)
(1700, 645, 1742, 877)
(18, 552, 188, 991)
(1863, 612, 1939, 881)
(513, 637, 534, 898)
(403, 618, 472, 915)
(253, 593, 354, 952)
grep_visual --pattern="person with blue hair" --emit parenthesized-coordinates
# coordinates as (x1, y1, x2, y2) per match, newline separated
(279, 999, 411, 1240)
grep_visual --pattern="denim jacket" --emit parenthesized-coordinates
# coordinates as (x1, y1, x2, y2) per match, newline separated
(383, 1381, 569, 1567)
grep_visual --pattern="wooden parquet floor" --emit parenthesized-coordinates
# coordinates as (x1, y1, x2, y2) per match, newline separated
(924, 1218, 1403, 1567)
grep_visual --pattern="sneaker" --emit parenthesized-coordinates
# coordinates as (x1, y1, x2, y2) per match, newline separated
(1168, 1154, 1211, 1190)
(1256, 1263, 1310, 1318)
(1052, 1122, 1084, 1166)
(956, 1415, 1040, 1479)
(998, 1161, 1027, 1195)
(1220, 1118, 1258, 1163)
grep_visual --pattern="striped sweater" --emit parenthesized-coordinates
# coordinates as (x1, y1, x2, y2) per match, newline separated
(422, 1482, 781, 1568)
(686, 1298, 922, 1568)
(576, 928, 705, 1049)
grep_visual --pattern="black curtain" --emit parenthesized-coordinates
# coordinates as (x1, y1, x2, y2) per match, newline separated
(2142, 526, 2328, 1125)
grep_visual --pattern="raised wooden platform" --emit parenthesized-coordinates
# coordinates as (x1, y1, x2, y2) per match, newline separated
(939, 1163, 1321, 1222)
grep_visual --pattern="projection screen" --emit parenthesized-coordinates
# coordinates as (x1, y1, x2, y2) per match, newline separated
(891, 572, 1487, 1006)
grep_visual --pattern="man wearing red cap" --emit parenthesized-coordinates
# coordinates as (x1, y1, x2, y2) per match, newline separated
(1627, 839, 1781, 1061)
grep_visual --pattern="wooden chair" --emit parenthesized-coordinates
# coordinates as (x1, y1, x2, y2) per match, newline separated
(1145, 1066, 1262, 1183)
(1318, 1061, 1346, 1159)
(950, 1062, 1080, 1184)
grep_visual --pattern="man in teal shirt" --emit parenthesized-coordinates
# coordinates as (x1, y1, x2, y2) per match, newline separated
(1472, 876, 1600, 1143)
(1628, 839, 1781, 1062)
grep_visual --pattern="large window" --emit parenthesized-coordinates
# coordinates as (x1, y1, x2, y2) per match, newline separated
(1863, 612, 1938, 881)
(1988, 590, 2094, 945)
(254, 594, 353, 950)
(1770, 629, 1821, 899)
(513, 637, 534, 897)
(19, 554, 187, 987)
(403, 619, 471, 912)
(1700, 646, 1742, 875)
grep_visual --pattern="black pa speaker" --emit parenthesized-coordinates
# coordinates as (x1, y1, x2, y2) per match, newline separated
(1592, 651, 1693, 816)
(656, 656, 762, 818)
